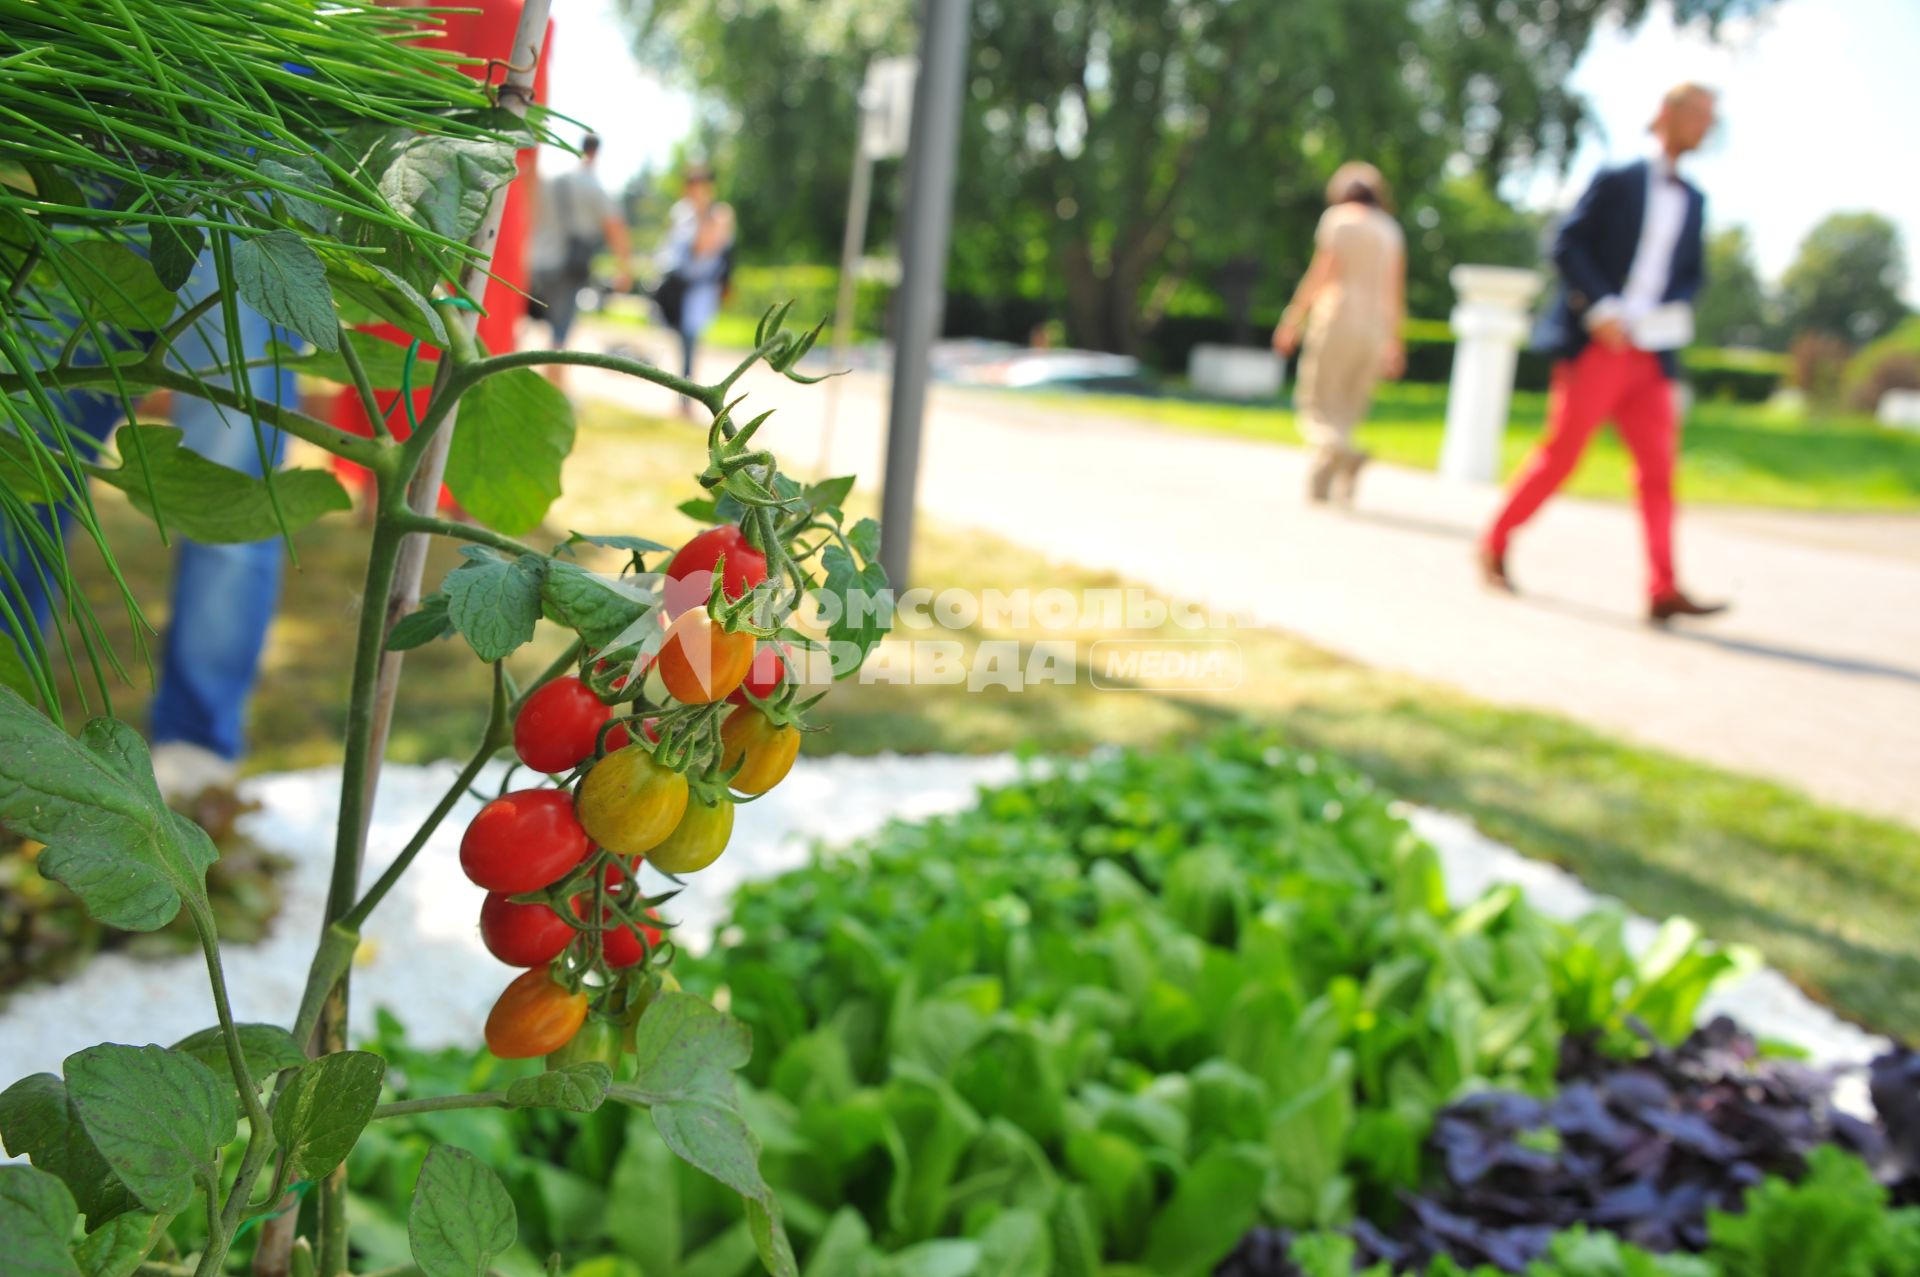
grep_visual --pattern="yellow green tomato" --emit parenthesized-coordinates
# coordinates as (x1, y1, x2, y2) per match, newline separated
(546, 1015, 622, 1070)
(576, 746, 689, 856)
(647, 797, 734, 875)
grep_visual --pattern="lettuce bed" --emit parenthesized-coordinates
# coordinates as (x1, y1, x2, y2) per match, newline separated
(352, 733, 1915, 1276)
(674, 734, 1767, 1274)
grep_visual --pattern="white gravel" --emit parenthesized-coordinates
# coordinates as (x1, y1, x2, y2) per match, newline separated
(0, 756, 1892, 1115)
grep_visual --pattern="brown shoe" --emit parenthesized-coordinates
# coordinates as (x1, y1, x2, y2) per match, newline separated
(1649, 590, 1729, 623)
(1477, 544, 1514, 593)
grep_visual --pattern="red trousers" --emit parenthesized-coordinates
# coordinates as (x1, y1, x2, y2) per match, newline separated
(1484, 343, 1678, 598)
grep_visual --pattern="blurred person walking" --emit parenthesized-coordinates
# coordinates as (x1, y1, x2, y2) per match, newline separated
(531, 133, 633, 390)
(1274, 162, 1406, 505)
(1479, 83, 1726, 624)
(653, 163, 735, 415)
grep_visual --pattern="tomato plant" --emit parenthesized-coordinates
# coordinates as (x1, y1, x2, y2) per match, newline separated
(0, 8, 890, 1277)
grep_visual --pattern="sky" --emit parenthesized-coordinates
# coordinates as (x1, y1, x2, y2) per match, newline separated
(545, 0, 1919, 298)
(1519, 0, 1920, 299)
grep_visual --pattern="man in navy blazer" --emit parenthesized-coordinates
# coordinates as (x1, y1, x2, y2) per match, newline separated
(1479, 83, 1728, 623)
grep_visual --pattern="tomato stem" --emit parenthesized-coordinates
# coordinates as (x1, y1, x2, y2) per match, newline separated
(340, 665, 510, 932)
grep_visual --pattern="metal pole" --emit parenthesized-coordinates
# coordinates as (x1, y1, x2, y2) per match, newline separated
(877, 0, 969, 593)
(817, 140, 874, 474)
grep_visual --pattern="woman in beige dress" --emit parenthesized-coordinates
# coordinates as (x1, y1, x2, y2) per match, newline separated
(1274, 162, 1407, 504)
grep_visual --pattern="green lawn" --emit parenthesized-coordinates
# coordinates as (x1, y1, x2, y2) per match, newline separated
(1002, 381, 1920, 512)
(47, 398, 1920, 1041)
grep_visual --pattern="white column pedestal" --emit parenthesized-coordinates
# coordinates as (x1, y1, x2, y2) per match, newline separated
(1439, 265, 1544, 483)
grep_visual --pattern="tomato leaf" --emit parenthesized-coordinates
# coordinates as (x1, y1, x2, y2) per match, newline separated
(812, 544, 891, 673)
(148, 218, 204, 294)
(387, 593, 455, 652)
(0, 691, 217, 932)
(541, 561, 659, 650)
(802, 475, 856, 519)
(565, 531, 671, 557)
(442, 549, 548, 662)
(408, 1145, 517, 1277)
(258, 155, 335, 234)
(610, 993, 797, 1277)
(91, 426, 351, 544)
(504, 1063, 612, 1113)
(72, 1211, 161, 1277)
(56, 240, 175, 332)
(323, 254, 448, 346)
(231, 230, 339, 353)
(272, 1051, 385, 1183)
(169, 1024, 306, 1096)
(0, 1074, 139, 1227)
(63, 1045, 236, 1217)
(846, 517, 881, 566)
(676, 497, 718, 522)
(747, 1196, 800, 1277)
(355, 132, 518, 290)
(444, 368, 576, 535)
(0, 1165, 82, 1277)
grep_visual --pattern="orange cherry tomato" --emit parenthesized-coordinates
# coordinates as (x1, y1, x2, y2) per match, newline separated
(656, 607, 755, 704)
(720, 706, 801, 795)
(484, 964, 588, 1059)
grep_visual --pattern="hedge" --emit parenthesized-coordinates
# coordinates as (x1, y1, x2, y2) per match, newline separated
(729, 266, 1788, 402)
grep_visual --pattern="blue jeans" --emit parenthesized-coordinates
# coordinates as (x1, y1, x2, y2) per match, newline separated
(3, 252, 294, 761)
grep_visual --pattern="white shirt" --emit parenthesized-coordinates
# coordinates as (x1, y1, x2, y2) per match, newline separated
(1587, 153, 1692, 350)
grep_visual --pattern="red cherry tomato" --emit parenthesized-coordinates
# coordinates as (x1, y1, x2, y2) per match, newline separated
(461, 789, 592, 893)
(729, 644, 788, 704)
(663, 525, 768, 617)
(514, 677, 612, 774)
(478, 892, 576, 967)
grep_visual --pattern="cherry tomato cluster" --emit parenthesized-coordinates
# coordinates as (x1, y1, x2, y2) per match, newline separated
(467, 521, 816, 1065)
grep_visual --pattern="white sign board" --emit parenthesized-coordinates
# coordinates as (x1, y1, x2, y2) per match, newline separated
(860, 57, 918, 160)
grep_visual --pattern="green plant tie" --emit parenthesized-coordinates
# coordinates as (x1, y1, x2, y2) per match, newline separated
(232, 1178, 316, 1241)
(393, 294, 486, 435)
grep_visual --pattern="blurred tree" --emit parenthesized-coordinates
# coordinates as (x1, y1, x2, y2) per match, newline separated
(1694, 226, 1775, 349)
(622, 0, 1773, 355)
(1779, 212, 1909, 347)
(1401, 174, 1547, 320)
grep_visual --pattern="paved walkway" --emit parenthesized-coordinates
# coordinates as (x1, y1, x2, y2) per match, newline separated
(575, 326, 1920, 829)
